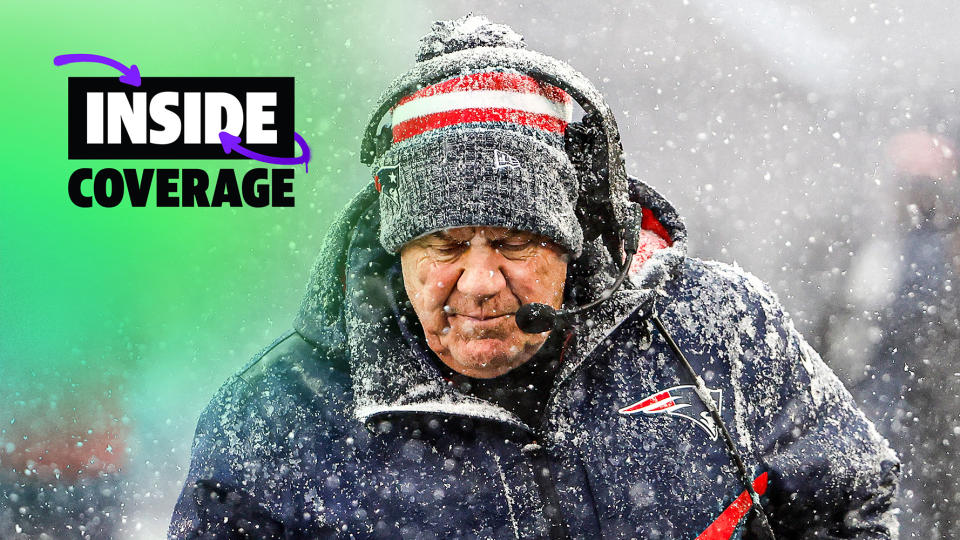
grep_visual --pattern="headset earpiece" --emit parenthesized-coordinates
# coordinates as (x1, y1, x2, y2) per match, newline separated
(373, 123, 393, 163)
(565, 111, 626, 261)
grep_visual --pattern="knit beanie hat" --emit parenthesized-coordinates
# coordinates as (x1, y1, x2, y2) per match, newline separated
(373, 15, 584, 257)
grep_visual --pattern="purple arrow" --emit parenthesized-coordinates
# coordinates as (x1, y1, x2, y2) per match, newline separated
(54, 54, 141, 86)
(219, 131, 311, 172)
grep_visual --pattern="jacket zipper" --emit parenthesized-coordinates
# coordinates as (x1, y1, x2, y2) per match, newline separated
(522, 312, 649, 539)
(522, 440, 571, 540)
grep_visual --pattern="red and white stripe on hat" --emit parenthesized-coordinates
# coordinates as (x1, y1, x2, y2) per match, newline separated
(390, 70, 573, 143)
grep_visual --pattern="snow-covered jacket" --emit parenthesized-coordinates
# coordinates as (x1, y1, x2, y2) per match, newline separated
(169, 179, 899, 539)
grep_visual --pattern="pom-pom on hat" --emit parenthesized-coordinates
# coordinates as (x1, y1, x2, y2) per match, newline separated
(374, 14, 584, 257)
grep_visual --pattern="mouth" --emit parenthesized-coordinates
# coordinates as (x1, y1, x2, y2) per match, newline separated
(449, 313, 516, 335)
(451, 313, 514, 322)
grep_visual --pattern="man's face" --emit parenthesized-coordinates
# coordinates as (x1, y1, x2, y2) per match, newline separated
(400, 226, 568, 379)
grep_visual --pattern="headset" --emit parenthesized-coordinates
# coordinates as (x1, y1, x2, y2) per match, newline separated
(360, 45, 776, 539)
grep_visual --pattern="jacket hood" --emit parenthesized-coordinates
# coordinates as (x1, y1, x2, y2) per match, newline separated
(294, 177, 687, 432)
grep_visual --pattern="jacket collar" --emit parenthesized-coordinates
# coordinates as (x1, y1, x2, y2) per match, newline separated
(294, 178, 687, 432)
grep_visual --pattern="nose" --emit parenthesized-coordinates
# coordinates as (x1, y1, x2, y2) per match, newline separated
(456, 245, 507, 301)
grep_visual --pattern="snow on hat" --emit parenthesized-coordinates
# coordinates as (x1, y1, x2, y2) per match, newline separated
(374, 14, 584, 257)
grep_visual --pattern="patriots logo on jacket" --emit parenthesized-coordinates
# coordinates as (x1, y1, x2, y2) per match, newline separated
(374, 165, 401, 209)
(619, 385, 722, 441)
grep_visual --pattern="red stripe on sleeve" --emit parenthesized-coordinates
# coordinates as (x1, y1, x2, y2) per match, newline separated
(696, 473, 769, 540)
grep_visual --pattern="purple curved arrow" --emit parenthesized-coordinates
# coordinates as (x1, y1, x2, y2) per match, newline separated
(219, 132, 311, 172)
(53, 54, 141, 86)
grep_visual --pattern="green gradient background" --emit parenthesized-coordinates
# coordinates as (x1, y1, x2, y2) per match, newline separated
(2, 0, 390, 388)
(0, 1, 443, 534)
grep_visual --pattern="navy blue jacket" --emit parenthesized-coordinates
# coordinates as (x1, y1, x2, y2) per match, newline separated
(170, 181, 898, 539)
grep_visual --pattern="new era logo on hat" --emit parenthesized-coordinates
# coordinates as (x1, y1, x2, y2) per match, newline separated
(494, 149, 521, 170)
(389, 70, 573, 143)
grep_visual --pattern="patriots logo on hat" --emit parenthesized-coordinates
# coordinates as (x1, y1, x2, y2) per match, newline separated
(374, 164, 401, 209)
(619, 385, 722, 440)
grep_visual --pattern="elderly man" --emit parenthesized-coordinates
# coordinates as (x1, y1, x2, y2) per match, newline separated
(170, 15, 898, 539)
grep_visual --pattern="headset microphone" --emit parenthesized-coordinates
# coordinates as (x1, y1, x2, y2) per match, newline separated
(516, 211, 641, 334)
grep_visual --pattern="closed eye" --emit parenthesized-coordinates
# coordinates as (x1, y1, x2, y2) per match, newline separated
(429, 243, 467, 258)
(496, 239, 532, 251)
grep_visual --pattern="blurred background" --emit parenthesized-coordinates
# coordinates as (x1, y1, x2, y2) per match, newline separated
(2, 0, 959, 537)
